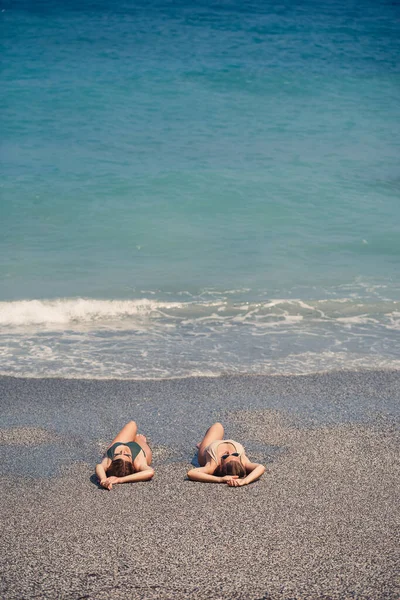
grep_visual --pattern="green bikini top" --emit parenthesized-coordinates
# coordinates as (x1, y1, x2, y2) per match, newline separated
(106, 441, 144, 461)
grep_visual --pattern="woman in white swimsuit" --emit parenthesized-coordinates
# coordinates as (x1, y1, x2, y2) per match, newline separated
(95, 420, 154, 490)
(187, 422, 265, 487)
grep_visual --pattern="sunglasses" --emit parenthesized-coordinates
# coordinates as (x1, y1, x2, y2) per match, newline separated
(221, 452, 240, 460)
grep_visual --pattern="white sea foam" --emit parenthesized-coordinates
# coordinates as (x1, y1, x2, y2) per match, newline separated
(1, 348, 399, 380)
(385, 311, 400, 330)
(1, 297, 400, 330)
(336, 315, 379, 325)
(1, 295, 400, 379)
(0, 298, 202, 327)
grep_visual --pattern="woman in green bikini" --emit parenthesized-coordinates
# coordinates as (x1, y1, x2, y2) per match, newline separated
(187, 422, 265, 487)
(95, 420, 154, 490)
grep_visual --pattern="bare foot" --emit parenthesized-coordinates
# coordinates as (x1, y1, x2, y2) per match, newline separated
(136, 433, 147, 444)
(196, 442, 201, 449)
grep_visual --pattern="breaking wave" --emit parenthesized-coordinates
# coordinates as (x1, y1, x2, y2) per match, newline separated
(0, 296, 399, 330)
(1, 295, 399, 379)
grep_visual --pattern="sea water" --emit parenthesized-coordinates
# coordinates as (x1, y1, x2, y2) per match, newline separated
(1, 0, 400, 378)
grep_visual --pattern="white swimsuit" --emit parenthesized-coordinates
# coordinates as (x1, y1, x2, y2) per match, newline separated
(205, 439, 245, 465)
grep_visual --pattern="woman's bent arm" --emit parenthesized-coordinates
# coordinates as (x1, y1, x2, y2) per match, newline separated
(96, 457, 111, 487)
(100, 465, 154, 490)
(119, 466, 154, 483)
(187, 467, 222, 483)
(227, 462, 265, 487)
(187, 465, 239, 484)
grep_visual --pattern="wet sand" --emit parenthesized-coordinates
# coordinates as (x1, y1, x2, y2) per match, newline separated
(0, 371, 399, 599)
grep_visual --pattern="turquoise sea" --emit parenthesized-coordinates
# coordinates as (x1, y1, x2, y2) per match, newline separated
(1, 0, 400, 378)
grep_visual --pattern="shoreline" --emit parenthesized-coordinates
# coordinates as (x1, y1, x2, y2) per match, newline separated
(1, 365, 400, 380)
(1, 369, 399, 598)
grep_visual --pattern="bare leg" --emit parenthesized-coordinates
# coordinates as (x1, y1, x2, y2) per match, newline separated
(135, 433, 153, 465)
(109, 420, 138, 446)
(197, 422, 224, 466)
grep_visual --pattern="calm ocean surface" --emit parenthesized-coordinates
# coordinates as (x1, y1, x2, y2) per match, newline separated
(1, 0, 400, 378)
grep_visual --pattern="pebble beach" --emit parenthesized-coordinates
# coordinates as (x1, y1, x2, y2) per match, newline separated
(1, 371, 398, 599)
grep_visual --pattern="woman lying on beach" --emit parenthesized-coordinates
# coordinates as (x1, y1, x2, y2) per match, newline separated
(95, 420, 154, 490)
(187, 422, 265, 486)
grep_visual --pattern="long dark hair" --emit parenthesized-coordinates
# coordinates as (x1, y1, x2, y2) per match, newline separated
(215, 460, 246, 478)
(106, 459, 135, 478)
